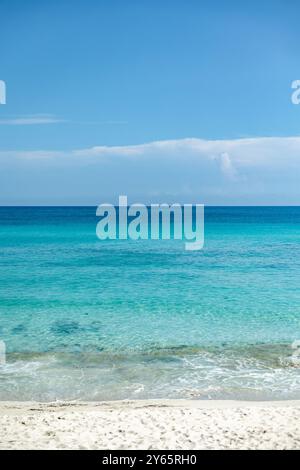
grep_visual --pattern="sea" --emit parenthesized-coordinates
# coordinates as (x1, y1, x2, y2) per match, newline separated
(0, 206, 299, 401)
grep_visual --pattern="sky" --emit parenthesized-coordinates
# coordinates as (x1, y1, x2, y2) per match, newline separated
(0, 0, 300, 205)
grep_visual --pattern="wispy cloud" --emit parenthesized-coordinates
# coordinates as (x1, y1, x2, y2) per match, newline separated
(0, 116, 127, 126)
(77, 120, 128, 125)
(0, 114, 65, 125)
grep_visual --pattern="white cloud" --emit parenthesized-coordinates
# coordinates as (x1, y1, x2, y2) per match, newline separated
(0, 137, 299, 204)
(0, 114, 65, 125)
(0, 116, 127, 126)
(213, 152, 238, 180)
(71, 136, 300, 167)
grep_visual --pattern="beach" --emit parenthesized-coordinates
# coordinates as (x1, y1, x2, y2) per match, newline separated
(0, 208, 299, 450)
(0, 400, 299, 450)
(1, 0, 300, 456)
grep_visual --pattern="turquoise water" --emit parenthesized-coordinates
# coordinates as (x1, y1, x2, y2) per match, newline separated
(0, 207, 299, 401)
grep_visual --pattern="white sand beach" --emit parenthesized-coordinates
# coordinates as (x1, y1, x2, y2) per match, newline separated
(0, 400, 299, 450)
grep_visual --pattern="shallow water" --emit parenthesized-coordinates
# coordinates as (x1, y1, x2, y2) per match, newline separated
(0, 207, 299, 400)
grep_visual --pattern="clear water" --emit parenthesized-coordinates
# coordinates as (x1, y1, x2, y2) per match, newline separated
(0, 206, 299, 401)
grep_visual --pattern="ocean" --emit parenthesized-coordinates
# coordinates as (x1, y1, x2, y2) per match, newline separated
(0, 206, 299, 401)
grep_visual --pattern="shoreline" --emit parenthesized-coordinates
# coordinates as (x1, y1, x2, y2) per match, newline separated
(1, 398, 300, 408)
(1, 399, 300, 450)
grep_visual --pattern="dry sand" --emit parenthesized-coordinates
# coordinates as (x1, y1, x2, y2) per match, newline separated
(0, 400, 299, 450)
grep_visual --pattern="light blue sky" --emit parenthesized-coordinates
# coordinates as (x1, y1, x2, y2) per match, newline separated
(0, 0, 300, 204)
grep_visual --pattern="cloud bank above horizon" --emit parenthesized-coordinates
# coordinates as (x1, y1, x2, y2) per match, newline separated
(0, 137, 299, 205)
